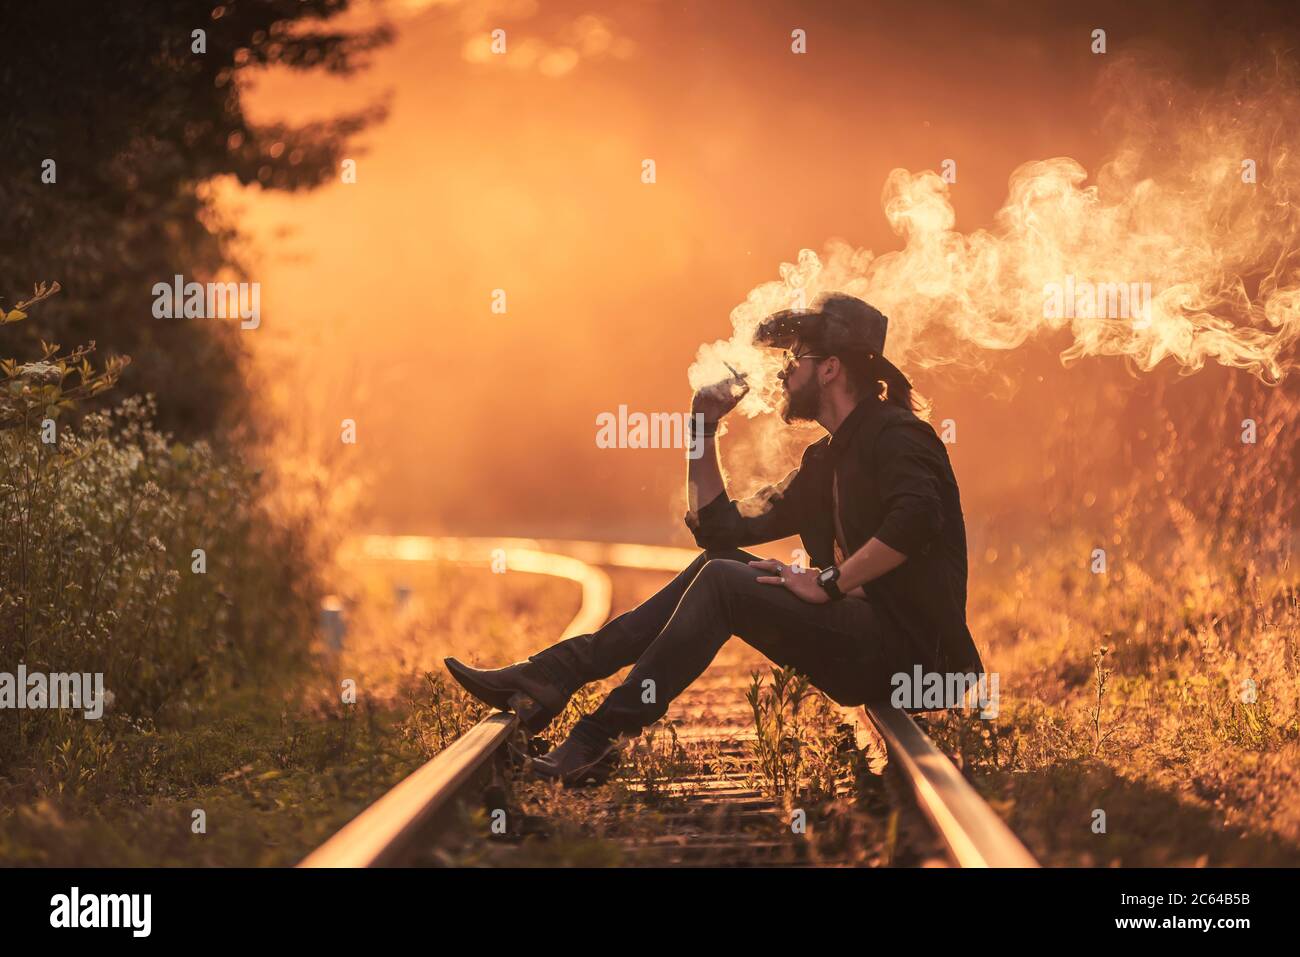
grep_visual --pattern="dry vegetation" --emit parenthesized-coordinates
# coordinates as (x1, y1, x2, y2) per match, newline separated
(927, 521, 1300, 866)
(923, 366, 1300, 866)
(0, 556, 579, 866)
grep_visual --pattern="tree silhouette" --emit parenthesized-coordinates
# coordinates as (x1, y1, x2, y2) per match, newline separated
(0, 0, 391, 436)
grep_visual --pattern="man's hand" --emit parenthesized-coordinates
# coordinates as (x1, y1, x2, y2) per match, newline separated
(691, 363, 749, 423)
(749, 560, 830, 604)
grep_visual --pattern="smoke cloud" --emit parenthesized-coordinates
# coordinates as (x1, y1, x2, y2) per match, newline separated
(690, 57, 1300, 416)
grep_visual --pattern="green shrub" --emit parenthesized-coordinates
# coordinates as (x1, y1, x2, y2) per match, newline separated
(1, 285, 321, 797)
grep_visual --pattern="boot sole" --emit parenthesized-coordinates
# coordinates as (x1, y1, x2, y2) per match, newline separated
(507, 692, 557, 735)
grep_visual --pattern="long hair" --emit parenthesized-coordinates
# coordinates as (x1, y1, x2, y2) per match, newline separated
(839, 352, 924, 414)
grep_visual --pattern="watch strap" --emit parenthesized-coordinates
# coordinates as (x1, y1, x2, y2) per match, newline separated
(818, 566, 846, 601)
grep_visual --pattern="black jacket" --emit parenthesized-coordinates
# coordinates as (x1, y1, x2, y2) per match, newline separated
(684, 397, 983, 675)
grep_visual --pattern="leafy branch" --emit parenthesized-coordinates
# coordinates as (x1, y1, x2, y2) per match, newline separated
(1, 282, 130, 431)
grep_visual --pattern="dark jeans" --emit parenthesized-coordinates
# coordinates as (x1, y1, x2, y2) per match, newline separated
(528, 548, 914, 741)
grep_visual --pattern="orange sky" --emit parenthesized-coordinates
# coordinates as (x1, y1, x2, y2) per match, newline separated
(223, 0, 1213, 545)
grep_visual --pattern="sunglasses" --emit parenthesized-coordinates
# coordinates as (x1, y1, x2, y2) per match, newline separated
(780, 349, 828, 373)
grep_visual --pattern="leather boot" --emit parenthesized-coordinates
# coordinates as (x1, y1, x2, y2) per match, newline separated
(530, 723, 621, 787)
(443, 656, 572, 733)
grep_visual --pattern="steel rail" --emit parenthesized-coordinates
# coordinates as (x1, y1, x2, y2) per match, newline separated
(298, 544, 611, 867)
(298, 712, 518, 868)
(301, 536, 1038, 868)
(862, 703, 1038, 867)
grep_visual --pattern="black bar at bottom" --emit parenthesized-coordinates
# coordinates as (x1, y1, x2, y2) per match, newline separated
(0, 866, 1282, 943)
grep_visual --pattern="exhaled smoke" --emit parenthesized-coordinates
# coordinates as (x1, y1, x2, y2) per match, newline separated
(689, 56, 1300, 416)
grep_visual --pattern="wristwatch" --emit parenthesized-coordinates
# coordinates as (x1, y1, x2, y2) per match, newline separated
(817, 565, 846, 601)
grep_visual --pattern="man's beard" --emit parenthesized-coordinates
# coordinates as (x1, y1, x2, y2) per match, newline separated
(781, 376, 821, 423)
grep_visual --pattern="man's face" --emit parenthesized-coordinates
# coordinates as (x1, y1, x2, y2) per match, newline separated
(777, 343, 823, 423)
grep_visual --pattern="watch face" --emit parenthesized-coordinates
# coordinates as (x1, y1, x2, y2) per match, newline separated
(818, 567, 835, 584)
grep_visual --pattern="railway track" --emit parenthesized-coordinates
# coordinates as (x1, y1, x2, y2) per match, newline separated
(300, 536, 1038, 868)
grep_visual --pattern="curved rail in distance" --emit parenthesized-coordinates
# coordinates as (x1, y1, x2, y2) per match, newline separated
(299, 542, 610, 868)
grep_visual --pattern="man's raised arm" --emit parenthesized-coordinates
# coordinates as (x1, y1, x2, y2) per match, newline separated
(685, 366, 746, 512)
(683, 367, 808, 550)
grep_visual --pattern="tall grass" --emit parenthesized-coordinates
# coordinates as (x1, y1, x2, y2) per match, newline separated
(0, 284, 341, 862)
(934, 362, 1300, 864)
(0, 283, 325, 798)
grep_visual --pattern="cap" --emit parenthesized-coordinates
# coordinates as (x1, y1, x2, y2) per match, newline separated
(753, 292, 888, 359)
